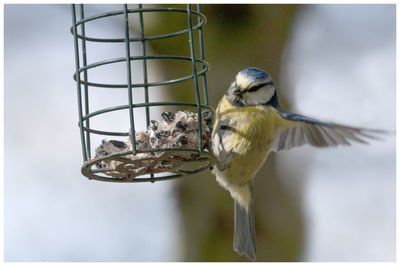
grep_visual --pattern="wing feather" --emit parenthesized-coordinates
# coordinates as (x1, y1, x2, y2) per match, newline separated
(297, 125, 306, 146)
(272, 110, 385, 152)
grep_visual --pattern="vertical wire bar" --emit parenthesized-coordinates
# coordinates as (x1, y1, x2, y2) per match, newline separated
(138, 4, 150, 128)
(79, 4, 91, 159)
(187, 4, 203, 153)
(71, 4, 88, 162)
(196, 4, 209, 106)
(123, 4, 137, 154)
(138, 4, 154, 181)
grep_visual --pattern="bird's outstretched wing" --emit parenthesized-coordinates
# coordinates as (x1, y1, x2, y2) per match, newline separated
(271, 110, 385, 152)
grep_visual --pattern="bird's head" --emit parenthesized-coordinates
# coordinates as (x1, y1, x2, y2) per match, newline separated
(227, 67, 279, 107)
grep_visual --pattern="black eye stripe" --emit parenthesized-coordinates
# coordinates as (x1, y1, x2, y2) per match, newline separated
(245, 81, 273, 93)
(246, 84, 264, 92)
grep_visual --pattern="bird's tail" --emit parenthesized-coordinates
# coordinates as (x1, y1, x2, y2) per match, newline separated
(233, 184, 256, 261)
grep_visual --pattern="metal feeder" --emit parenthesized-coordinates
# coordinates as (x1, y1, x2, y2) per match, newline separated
(71, 4, 215, 182)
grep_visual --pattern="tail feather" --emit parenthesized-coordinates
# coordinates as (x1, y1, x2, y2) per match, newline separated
(233, 195, 256, 261)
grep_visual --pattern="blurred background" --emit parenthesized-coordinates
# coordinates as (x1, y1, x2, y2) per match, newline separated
(4, 4, 395, 262)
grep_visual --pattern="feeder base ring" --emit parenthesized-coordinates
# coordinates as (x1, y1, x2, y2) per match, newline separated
(81, 149, 215, 183)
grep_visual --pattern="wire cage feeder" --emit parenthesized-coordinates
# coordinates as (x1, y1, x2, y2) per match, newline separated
(71, 4, 215, 183)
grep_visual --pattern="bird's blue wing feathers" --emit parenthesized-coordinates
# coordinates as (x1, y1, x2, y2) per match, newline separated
(272, 109, 384, 152)
(278, 110, 331, 126)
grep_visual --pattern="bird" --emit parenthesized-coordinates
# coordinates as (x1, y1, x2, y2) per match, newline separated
(211, 67, 383, 261)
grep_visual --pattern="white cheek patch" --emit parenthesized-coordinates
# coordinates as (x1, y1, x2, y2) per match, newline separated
(243, 87, 275, 105)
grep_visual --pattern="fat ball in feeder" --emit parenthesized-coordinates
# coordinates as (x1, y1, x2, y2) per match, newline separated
(93, 109, 213, 180)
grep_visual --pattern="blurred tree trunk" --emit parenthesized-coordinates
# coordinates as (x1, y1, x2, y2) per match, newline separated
(146, 4, 302, 261)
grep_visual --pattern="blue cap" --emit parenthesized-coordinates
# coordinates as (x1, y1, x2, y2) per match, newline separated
(239, 67, 270, 81)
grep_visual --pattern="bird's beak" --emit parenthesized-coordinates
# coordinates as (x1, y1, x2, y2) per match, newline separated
(232, 87, 241, 96)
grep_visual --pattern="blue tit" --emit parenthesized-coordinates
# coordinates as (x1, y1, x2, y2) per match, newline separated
(211, 67, 382, 261)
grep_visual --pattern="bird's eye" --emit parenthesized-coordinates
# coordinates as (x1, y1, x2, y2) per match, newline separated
(246, 81, 273, 93)
(247, 83, 265, 93)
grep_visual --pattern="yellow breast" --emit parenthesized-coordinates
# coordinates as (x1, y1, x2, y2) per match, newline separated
(212, 96, 283, 183)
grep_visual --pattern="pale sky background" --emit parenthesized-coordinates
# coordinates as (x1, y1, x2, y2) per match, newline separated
(278, 5, 395, 261)
(5, 4, 179, 261)
(4, 4, 396, 262)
